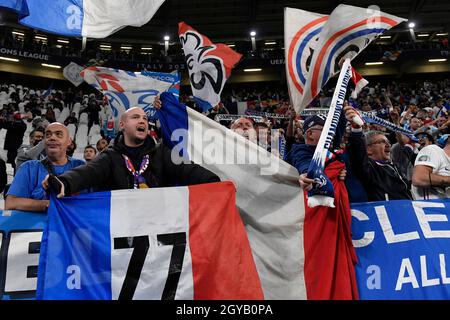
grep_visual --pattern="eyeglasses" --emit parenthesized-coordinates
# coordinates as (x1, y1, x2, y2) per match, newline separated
(370, 139, 391, 146)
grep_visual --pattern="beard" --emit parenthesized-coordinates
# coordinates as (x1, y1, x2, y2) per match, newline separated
(133, 136, 145, 145)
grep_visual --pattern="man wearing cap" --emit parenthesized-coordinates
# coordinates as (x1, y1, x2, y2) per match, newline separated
(345, 106, 412, 201)
(286, 114, 360, 300)
(411, 134, 450, 200)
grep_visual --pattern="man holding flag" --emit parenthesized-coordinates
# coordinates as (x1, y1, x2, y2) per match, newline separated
(283, 4, 406, 299)
(43, 106, 220, 196)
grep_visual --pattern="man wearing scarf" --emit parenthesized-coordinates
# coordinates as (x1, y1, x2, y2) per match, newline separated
(43, 107, 220, 196)
(286, 115, 359, 300)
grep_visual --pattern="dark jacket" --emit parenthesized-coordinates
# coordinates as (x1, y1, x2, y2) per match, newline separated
(348, 132, 412, 202)
(3, 119, 27, 151)
(58, 132, 220, 194)
(286, 143, 368, 203)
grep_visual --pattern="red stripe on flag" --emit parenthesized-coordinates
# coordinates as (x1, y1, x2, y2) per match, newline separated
(303, 161, 359, 300)
(188, 182, 264, 300)
(287, 16, 329, 94)
(311, 16, 399, 98)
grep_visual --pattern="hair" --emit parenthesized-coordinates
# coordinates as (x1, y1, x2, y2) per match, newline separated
(364, 130, 386, 146)
(84, 145, 97, 154)
(29, 126, 45, 138)
(254, 122, 269, 129)
(230, 117, 254, 129)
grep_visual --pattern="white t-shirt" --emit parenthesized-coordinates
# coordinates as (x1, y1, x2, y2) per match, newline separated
(412, 145, 450, 200)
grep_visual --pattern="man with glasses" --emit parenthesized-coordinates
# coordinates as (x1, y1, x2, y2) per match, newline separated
(345, 106, 412, 201)
(5, 123, 85, 212)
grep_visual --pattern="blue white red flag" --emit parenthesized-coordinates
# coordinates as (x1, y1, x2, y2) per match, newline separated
(179, 22, 242, 112)
(157, 92, 306, 299)
(284, 7, 328, 112)
(37, 184, 263, 300)
(298, 4, 406, 112)
(81, 66, 175, 126)
(0, 0, 164, 38)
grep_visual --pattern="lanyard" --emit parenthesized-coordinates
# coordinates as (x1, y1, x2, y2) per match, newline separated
(123, 154, 150, 189)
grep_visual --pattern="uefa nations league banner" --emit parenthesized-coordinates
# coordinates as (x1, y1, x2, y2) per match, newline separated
(2, 197, 450, 299)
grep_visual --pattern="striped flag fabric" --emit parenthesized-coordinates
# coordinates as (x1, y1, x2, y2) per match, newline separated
(284, 7, 328, 112)
(80, 66, 175, 127)
(350, 66, 369, 99)
(157, 92, 306, 299)
(1, 0, 165, 39)
(179, 22, 242, 112)
(37, 183, 264, 300)
(298, 4, 406, 112)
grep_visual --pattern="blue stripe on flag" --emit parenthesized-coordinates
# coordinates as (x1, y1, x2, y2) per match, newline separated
(296, 27, 322, 85)
(37, 192, 112, 300)
(194, 96, 213, 112)
(157, 92, 190, 159)
(19, 0, 83, 37)
(321, 28, 386, 87)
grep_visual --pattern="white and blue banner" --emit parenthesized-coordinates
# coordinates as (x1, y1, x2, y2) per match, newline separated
(81, 66, 176, 127)
(297, 4, 406, 112)
(0, 210, 46, 300)
(352, 198, 450, 299)
(284, 7, 328, 112)
(0, 0, 165, 38)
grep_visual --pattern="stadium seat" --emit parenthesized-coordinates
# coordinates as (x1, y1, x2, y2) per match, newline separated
(67, 123, 76, 139)
(79, 113, 88, 125)
(57, 107, 70, 123)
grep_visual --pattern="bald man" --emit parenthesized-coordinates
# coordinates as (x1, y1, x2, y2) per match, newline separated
(6, 123, 85, 212)
(43, 107, 220, 197)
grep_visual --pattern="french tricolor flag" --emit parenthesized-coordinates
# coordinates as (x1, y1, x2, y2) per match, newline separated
(37, 183, 263, 300)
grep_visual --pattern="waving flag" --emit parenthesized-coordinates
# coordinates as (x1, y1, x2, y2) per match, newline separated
(157, 92, 306, 299)
(284, 8, 328, 112)
(63, 62, 85, 87)
(37, 184, 263, 300)
(81, 66, 175, 126)
(141, 70, 181, 99)
(1, 0, 164, 38)
(350, 66, 369, 99)
(0, 0, 28, 14)
(298, 4, 406, 112)
(179, 22, 242, 112)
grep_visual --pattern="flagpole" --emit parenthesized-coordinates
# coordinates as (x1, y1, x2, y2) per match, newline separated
(305, 57, 352, 208)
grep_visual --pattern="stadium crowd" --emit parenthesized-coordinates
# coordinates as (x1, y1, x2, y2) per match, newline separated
(0, 77, 449, 207)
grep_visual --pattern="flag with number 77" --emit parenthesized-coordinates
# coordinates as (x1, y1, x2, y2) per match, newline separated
(36, 182, 263, 300)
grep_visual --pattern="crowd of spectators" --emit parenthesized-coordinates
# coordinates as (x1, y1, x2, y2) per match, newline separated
(0, 77, 449, 203)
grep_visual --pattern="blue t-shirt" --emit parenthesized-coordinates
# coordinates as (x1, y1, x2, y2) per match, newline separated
(7, 158, 85, 200)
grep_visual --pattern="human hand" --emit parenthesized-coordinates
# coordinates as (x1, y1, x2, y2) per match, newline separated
(299, 173, 314, 191)
(343, 106, 363, 128)
(338, 169, 347, 181)
(153, 95, 162, 110)
(42, 174, 65, 198)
